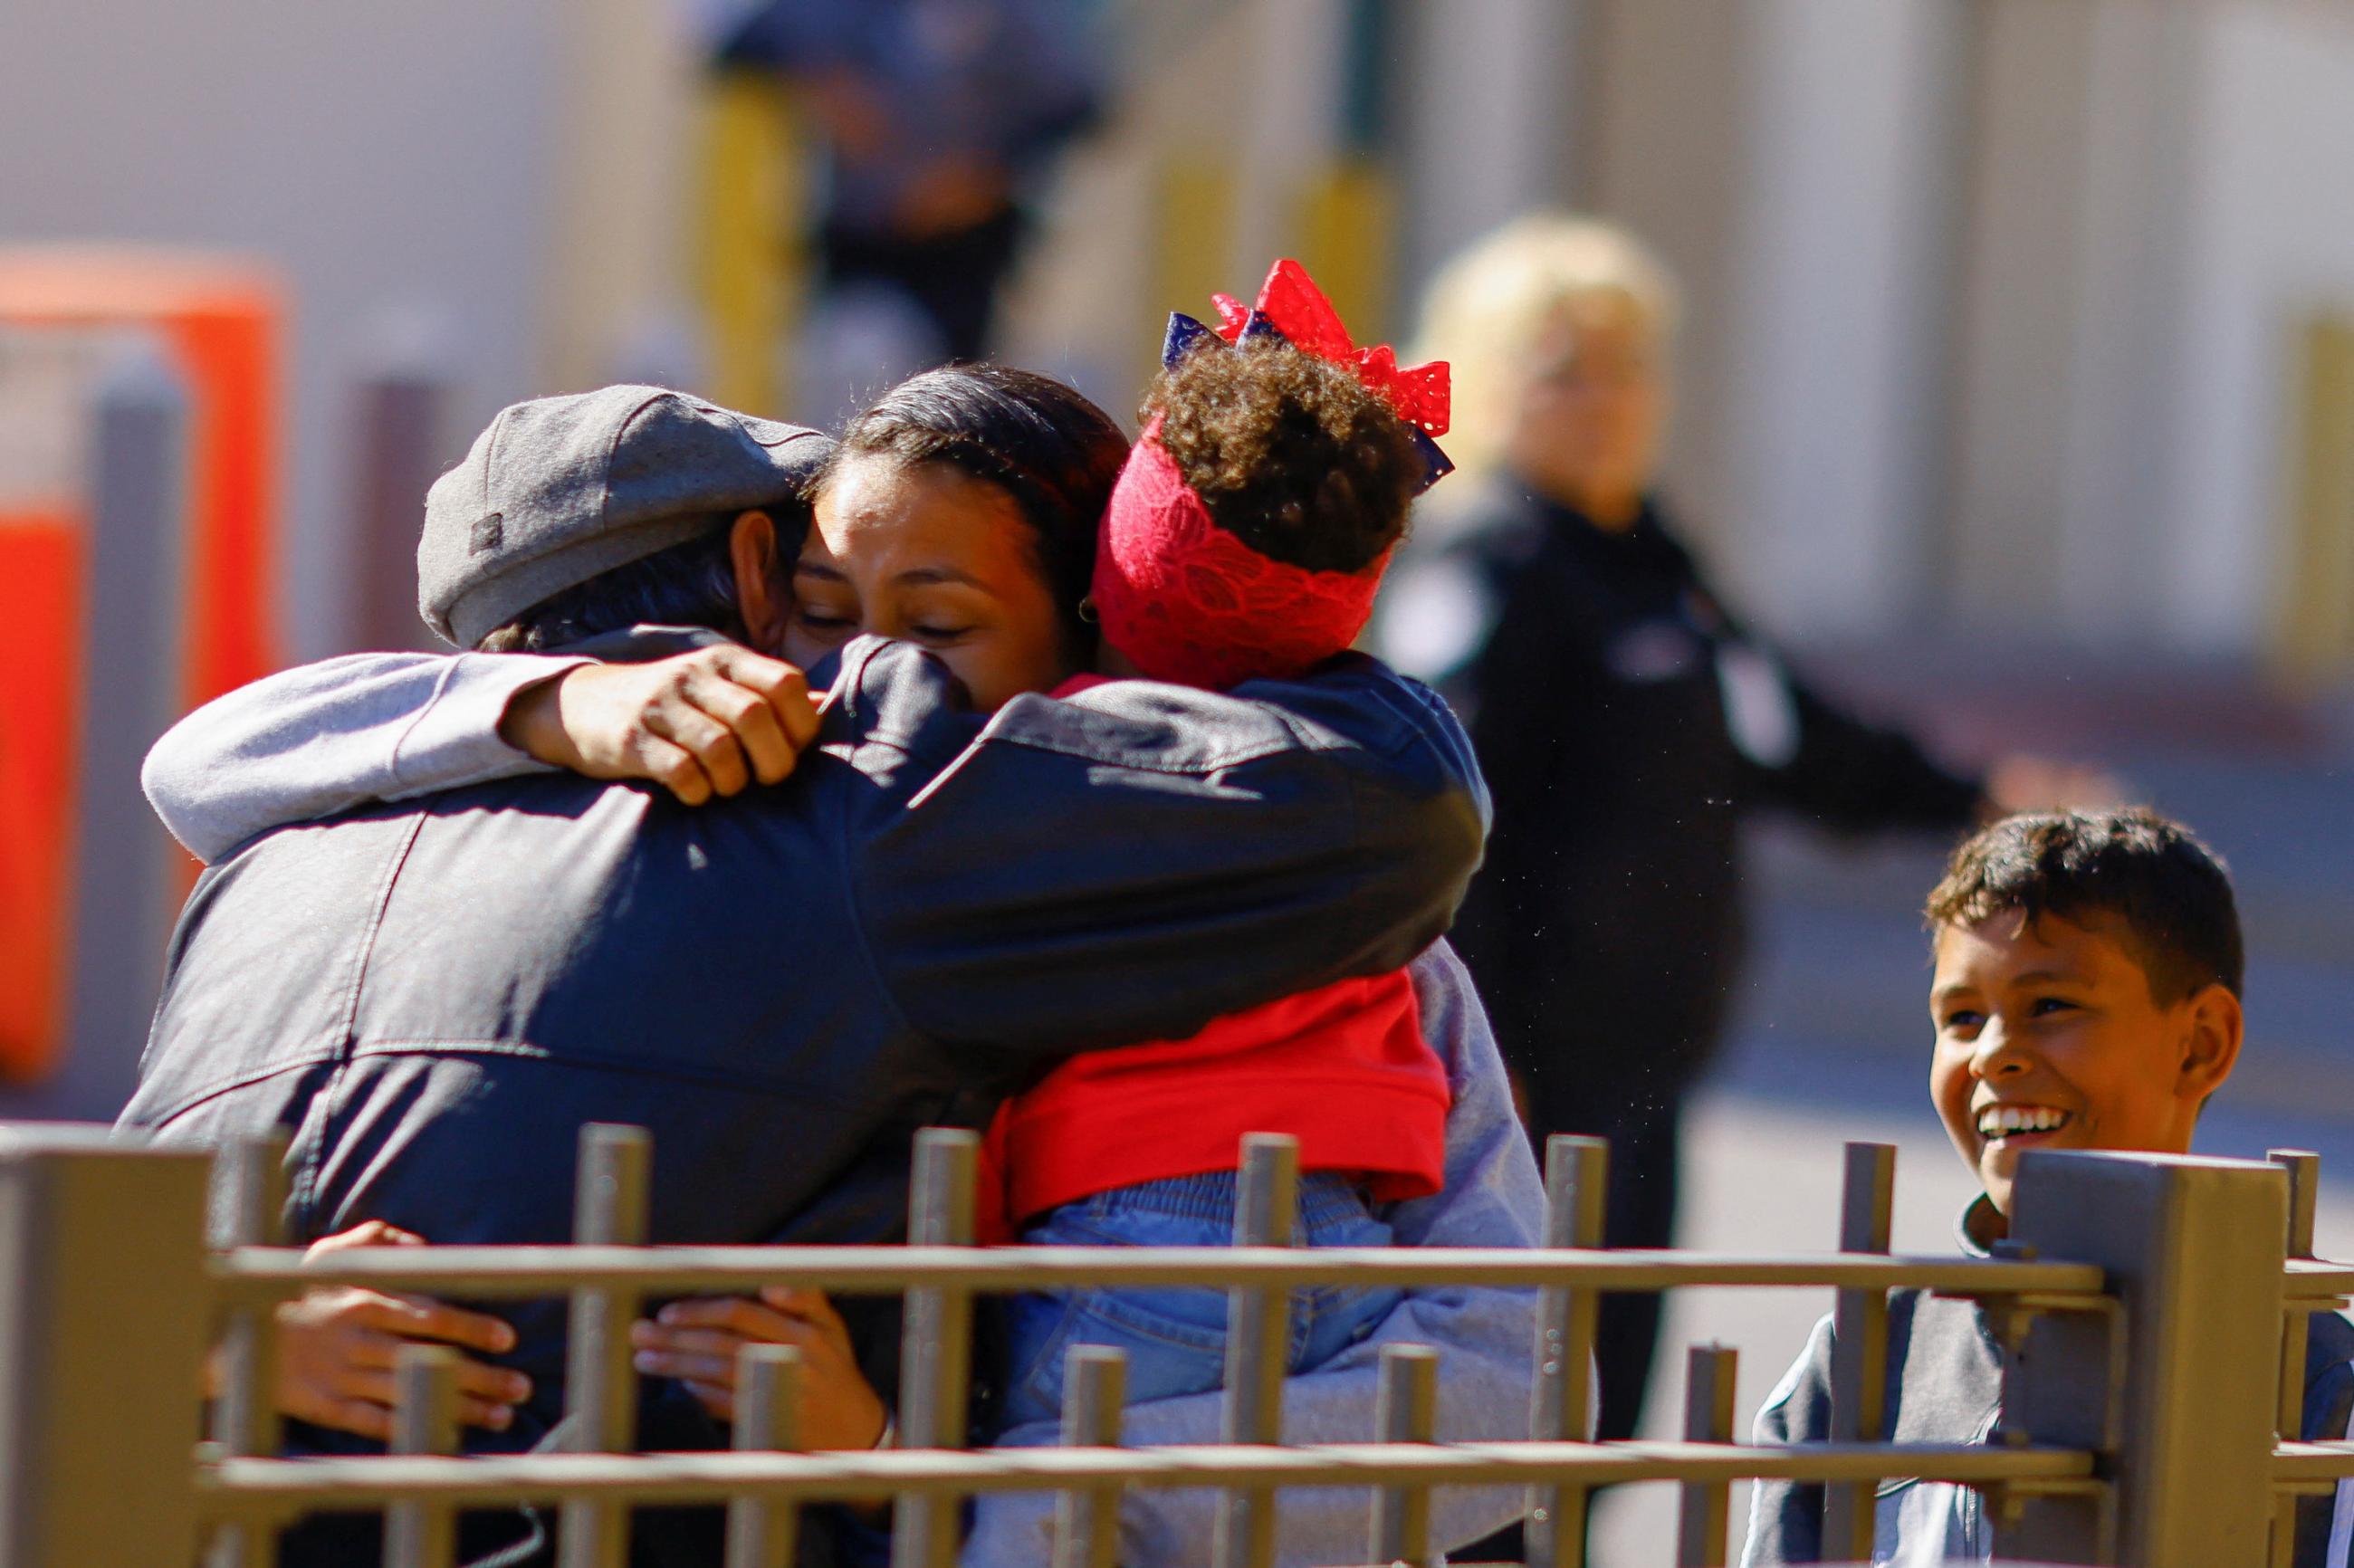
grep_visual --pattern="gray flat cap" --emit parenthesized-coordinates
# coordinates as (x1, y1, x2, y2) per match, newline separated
(419, 385, 833, 648)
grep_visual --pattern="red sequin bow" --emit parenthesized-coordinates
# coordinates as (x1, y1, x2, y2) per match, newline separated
(1203, 257, 1451, 436)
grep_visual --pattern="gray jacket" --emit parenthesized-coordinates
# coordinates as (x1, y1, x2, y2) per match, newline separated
(125, 633, 1488, 1565)
(1743, 1195, 2354, 1566)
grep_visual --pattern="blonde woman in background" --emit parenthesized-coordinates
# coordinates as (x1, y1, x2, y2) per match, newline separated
(1378, 215, 2076, 1471)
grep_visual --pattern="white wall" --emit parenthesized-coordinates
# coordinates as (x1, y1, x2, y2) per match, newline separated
(2167, 4, 2354, 652)
(1716, 0, 1970, 638)
(1396, 0, 1581, 293)
(0, 1, 564, 661)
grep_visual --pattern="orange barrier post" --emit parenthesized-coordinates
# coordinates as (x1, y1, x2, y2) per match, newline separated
(0, 506, 86, 1078)
(0, 251, 281, 1092)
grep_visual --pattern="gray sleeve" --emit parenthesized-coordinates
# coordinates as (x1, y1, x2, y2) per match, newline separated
(141, 652, 581, 862)
(958, 942, 1544, 1568)
(1740, 1313, 1837, 1566)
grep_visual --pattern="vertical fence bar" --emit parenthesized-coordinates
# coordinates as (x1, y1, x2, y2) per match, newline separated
(2006, 1149, 2286, 1568)
(2270, 1149, 2320, 1568)
(1214, 1133, 1300, 1568)
(1674, 1344, 1738, 1568)
(1821, 1142, 1895, 1560)
(2271, 1148, 2320, 1435)
(560, 1124, 652, 1568)
(1369, 1343, 1440, 1567)
(892, 1129, 981, 1568)
(1529, 1134, 1608, 1568)
(725, 1343, 804, 1568)
(387, 1345, 462, 1568)
(206, 1131, 290, 1568)
(0, 1128, 212, 1568)
(1053, 1346, 1128, 1568)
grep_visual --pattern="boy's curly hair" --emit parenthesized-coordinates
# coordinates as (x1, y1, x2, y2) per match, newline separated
(1924, 808, 2244, 1002)
(1145, 338, 1421, 573)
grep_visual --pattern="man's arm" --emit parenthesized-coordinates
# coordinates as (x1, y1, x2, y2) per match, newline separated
(142, 636, 819, 862)
(1739, 1314, 1836, 1566)
(958, 942, 1542, 1568)
(847, 641, 1488, 1056)
(142, 652, 580, 862)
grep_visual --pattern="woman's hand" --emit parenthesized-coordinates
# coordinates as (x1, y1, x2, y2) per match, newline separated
(499, 646, 822, 806)
(630, 1287, 887, 1448)
(220, 1221, 531, 1441)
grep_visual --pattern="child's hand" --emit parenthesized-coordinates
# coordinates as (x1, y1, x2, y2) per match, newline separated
(630, 1286, 886, 1448)
(268, 1221, 531, 1440)
(499, 647, 821, 806)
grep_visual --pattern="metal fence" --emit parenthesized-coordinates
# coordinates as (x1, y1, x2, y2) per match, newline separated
(3, 1122, 2351, 1568)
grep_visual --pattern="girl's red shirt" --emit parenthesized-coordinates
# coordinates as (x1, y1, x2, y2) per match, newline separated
(972, 674, 1453, 1243)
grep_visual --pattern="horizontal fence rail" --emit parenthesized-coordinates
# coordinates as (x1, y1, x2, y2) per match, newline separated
(207, 1243, 2113, 1303)
(199, 1439, 2099, 1514)
(3, 1124, 2345, 1568)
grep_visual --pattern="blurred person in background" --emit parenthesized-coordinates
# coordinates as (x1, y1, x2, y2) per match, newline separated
(1378, 214, 2099, 1456)
(715, 0, 1105, 405)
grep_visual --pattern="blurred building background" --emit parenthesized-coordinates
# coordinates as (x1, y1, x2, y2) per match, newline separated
(7, 2, 2354, 1555)
(16, 0, 2354, 674)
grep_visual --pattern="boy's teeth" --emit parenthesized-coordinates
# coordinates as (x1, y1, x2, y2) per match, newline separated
(1978, 1105, 2070, 1138)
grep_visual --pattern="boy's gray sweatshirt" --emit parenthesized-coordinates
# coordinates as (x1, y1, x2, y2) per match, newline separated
(1742, 1195, 2354, 1566)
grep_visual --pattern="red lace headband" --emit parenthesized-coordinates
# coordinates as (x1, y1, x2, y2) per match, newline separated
(1090, 260, 1452, 688)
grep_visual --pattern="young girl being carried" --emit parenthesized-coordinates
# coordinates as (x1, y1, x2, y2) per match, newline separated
(977, 258, 1463, 1437)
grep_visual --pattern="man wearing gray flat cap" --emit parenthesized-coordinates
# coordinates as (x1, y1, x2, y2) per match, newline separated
(419, 382, 829, 650)
(124, 381, 1488, 1567)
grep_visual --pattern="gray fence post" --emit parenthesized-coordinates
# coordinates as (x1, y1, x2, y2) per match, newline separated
(726, 1343, 804, 1568)
(893, 1128, 981, 1568)
(206, 1132, 290, 1568)
(561, 1123, 652, 1568)
(1823, 1142, 1896, 1560)
(0, 1125, 211, 1568)
(1529, 1134, 1608, 1568)
(1370, 1343, 1440, 1567)
(64, 336, 189, 1117)
(1215, 1133, 1301, 1568)
(2005, 1149, 2287, 1568)
(388, 1344, 462, 1568)
(1055, 1345, 1127, 1568)
(1676, 1343, 1738, 1568)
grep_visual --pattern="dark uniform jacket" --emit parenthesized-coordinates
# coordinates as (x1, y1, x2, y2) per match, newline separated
(1396, 482, 1983, 1107)
(122, 633, 1486, 1566)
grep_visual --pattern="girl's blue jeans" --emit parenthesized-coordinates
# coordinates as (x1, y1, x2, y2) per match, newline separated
(995, 1171, 1405, 1433)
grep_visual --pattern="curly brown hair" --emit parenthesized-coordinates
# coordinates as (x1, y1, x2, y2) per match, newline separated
(1924, 808, 2244, 1002)
(1145, 338, 1420, 573)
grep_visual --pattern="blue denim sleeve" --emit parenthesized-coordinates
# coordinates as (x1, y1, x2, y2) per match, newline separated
(957, 941, 1542, 1568)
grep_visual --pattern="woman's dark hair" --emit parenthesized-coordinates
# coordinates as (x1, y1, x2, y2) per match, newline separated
(1924, 808, 2244, 1001)
(1146, 338, 1420, 573)
(824, 363, 1129, 664)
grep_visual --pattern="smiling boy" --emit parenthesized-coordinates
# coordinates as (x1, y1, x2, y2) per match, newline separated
(1742, 809, 2354, 1567)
